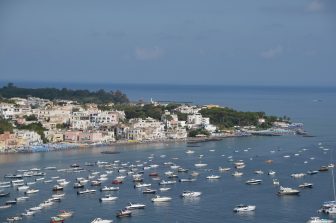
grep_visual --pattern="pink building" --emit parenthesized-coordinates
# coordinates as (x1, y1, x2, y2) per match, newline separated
(78, 132, 103, 143)
(64, 131, 81, 142)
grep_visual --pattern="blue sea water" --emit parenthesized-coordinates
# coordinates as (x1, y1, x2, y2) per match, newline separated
(1, 83, 336, 222)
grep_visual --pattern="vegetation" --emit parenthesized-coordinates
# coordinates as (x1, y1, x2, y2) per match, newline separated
(188, 128, 210, 137)
(0, 83, 129, 104)
(200, 107, 279, 129)
(23, 114, 38, 121)
(0, 118, 14, 134)
(16, 122, 48, 143)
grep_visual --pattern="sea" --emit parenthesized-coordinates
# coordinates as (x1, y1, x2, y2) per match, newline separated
(1, 83, 336, 223)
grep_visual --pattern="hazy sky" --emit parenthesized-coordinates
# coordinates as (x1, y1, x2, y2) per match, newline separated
(0, 0, 335, 86)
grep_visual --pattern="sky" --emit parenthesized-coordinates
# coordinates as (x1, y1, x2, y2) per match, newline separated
(0, 0, 335, 86)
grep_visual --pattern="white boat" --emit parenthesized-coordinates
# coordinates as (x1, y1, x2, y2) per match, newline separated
(39, 200, 54, 207)
(181, 191, 202, 197)
(100, 186, 119, 191)
(159, 180, 176, 185)
(0, 204, 11, 209)
(186, 150, 195, 154)
(232, 171, 243, 177)
(29, 206, 43, 211)
(268, 170, 276, 176)
(219, 167, 231, 172)
(57, 210, 74, 218)
(254, 170, 264, 175)
(273, 179, 280, 185)
(16, 196, 29, 201)
(91, 218, 113, 223)
(151, 195, 172, 202)
(6, 216, 23, 222)
(125, 202, 146, 209)
(159, 187, 171, 192)
(278, 186, 300, 195)
(306, 217, 333, 223)
(291, 173, 306, 178)
(194, 163, 208, 168)
(52, 193, 65, 198)
(299, 182, 313, 188)
(206, 175, 220, 179)
(77, 189, 96, 195)
(134, 183, 151, 188)
(233, 204, 256, 212)
(17, 185, 29, 191)
(25, 189, 39, 194)
(246, 179, 262, 185)
(21, 210, 35, 216)
(100, 195, 118, 202)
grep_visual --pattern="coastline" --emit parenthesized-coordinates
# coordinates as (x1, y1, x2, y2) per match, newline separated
(0, 134, 248, 154)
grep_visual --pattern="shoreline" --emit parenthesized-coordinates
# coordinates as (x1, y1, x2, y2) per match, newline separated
(0, 135, 247, 154)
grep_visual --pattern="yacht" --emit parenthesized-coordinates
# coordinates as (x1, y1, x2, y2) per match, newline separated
(52, 185, 64, 191)
(299, 183, 313, 188)
(159, 180, 177, 185)
(134, 183, 151, 188)
(306, 217, 333, 223)
(232, 171, 243, 177)
(219, 167, 231, 172)
(25, 189, 39, 194)
(277, 186, 300, 195)
(233, 204, 256, 212)
(181, 191, 202, 197)
(125, 202, 146, 210)
(142, 188, 157, 194)
(17, 185, 29, 191)
(91, 218, 113, 223)
(77, 189, 96, 195)
(151, 195, 172, 202)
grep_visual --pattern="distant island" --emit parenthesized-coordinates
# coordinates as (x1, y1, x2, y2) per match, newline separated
(0, 83, 304, 153)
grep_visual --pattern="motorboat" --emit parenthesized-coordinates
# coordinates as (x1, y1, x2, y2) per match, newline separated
(91, 218, 113, 223)
(125, 202, 146, 210)
(299, 183, 313, 188)
(17, 185, 29, 191)
(306, 217, 333, 223)
(73, 182, 84, 188)
(0, 204, 12, 209)
(246, 179, 262, 185)
(254, 170, 264, 175)
(232, 171, 243, 177)
(307, 170, 319, 175)
(278, 186, 300, 195)
(159, 187, 171, 192)
(134, 183, 151, 188)
(77, 189, 96, 195)
(319, 166, 329, 172)
(159, 180, 176, 185)
(190, 171, 200, 177)
(291, 173, 306, 178)
(179, 178, 196, 182)
(6, 200, 17, 205)
(142, 188, 157, 194)
(39, 200, 54, 208)
(185, 150, 195, 154)
(25, 189, 39, 194)
(206, 175, 221, 179)
(233, 204, 256, 212)
(100, 186, 119, 191)
(57, 210, 74, 218)
(50, 216, 65, 223)
(151, 195, 172, 202)
(29, 206, 43, 211)
(91, 180, 102, 186)
(0, 191, 10, 197)
(181, 191, 202, 197)
(52, 185, 64, 191)
(6, 216, 23, 222)
(273, 179, 280, 185)
(16, 196, 29, 201)
(21, 210, 35, 216)
(268, 170, 276, 176)
(100, 195, 118, 202)
(116, 209, 132, 217)
(194, 163, 208, 168)
(52, 193, 65, 198)
(112, 179, 123, 184)
(219, 167, 231, 172)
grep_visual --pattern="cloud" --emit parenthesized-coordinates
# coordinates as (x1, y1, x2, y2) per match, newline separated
(260, 45, 283, 59)
(135, 47, 164, 61)
(306, 0, 324, 12)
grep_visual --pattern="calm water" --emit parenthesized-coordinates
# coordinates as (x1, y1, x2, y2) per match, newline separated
(1, 84, 336, 222)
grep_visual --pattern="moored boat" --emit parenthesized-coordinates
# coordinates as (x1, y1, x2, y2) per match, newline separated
(116, 209, 132, 217)
(278, 186, 300, 195)
(233, 204, 256, 212)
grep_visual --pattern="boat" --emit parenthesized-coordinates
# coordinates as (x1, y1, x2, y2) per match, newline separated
(319, 166, 329, 172)
(0, 191, 10, 197)
(29, 206, 43, 211)
(268, 170, 276, 176)
(52, 185, 64, 191)
(307, 170, 319, 175)
(254, 170, 264, 175)
(206, 175, 221, 179)
(116, 209, 132, 217)
(233, 204, 256, 212)
(16, 196, 29, 201)
(159, 180, 176, 185)
(50, 216, 65, 223)
(151, 195, 172, 202)
(219, 167, 231, 172)
(73, 182, 84, 188)
(17, 185, 29, 191)
(159, 187, 171, 191)
(143, 188, 157, 194)
(25, 189, 39, 194)
(277, 186, 300, 195)
(57, 210, 74, 218)
(99, 195, 118, 202)
(273, 179, 280, 185)
(77, 189, 96, 195)
(186, 150, 195, 154)
(125, 202, 146, 210)
(100, 186, 119, 192)
(134, 183, 151, 188)
(194, 163, 208, 168)
(232, 171, 243, 177)
(6, 216, 23, 222)
(179, 178, 196, 182)
(21, 210, 35, 216)
(112, 179, 123, 184)
(181, 191, 202, 197)
(91, 218, 113, 223)
(91, 180, 101, 186)
(6, 200, 17, 205)
(52, 193, 65, 198)
(291, 173, 306, 178)
(306, 217, 333, 223)
(0, 204, 11, 209)
(299, 183, 313, 188)
(246, 179, 262, 185)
